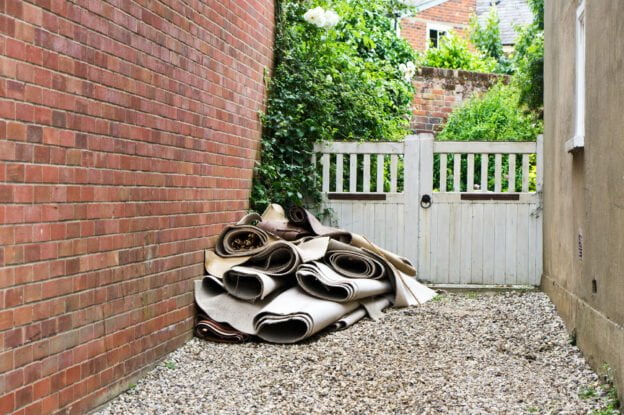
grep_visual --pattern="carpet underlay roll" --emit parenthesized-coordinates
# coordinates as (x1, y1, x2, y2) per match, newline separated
(296, 261, 392, 302)
(195, 203, 436, 344)
(253, 287, 360, 343)
(223, 266, 291, 301)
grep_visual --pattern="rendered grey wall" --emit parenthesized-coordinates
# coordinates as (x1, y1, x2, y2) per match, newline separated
(543, 0, 624, 397)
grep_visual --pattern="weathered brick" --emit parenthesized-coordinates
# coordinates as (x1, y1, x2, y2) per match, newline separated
(14, 386, 32, 410)
(25, 126, 42, 143)
(409, 67, 505, 133)
(0, 393, 15, 414)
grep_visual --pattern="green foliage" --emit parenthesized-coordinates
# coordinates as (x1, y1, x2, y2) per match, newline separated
(416, 32, 497, 73)
(527, 0, 544, 30)
(580, 386, 600, 400)
(438, 83, 541, 141)
(590, 364, 621, 415)
(437, 83, 541, 192)
(251, 0, 416, 211)
(430, 294, 446, 303)
(511, 0, 543, 115)
(469, 7, 513, 74)
(512, 27, 543, 115)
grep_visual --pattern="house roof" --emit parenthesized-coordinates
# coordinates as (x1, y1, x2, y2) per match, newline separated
(477, 0, 534, 45)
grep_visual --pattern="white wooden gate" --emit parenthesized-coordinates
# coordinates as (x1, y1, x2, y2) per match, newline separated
(313, 134, 543, 286)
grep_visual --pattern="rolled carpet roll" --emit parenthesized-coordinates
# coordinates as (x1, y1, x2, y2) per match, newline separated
(195, 314, 251, 343)
(325, 240, 387, 280)
(194, 277, 271, 335)
(256, 220, 311, 241)
(208, 239, 300, 278)
(222, 240, 300, 300)
(215, 224, 273, 257)
(350, 233, 417, 277)
(256, 204, 311, 240)
(296, 261, 392, 302)
(330, 296, 392, 331)
(205, 250, 249, 278)
(223, 266, 292, 301)
(242, 240, 301, 276)
(253, 286, 360, 344)
(329, 308, 367, 331)
(287, 205, 352, 243)
(215, 212, 276, 258)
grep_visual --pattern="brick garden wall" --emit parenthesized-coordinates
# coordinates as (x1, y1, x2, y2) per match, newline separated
(411, 66, 506, 133)
(0, 0, 275, 414)
(400, 0, 476, 51)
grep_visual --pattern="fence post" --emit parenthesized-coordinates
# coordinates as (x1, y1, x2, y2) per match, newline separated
(417, 133, 434, 280)
(403, 135, 420, 268)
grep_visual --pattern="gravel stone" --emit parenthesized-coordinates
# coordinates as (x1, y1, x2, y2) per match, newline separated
(95, 292, 615, 414)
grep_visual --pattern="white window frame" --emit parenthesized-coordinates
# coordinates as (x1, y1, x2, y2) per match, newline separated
(426, 23, 451, 49)
(566, 0, 585, 153)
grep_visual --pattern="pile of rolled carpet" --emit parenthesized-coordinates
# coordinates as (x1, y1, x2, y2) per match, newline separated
(194, 204, 436, 344)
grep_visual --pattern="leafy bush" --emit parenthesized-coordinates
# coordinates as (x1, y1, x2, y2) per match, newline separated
(511, 0, 544, 115)
(438, 83, 541, 141)
(437, 83, 541, 192)
(251, 0, 416, 211)
(416, 32, 497, 73)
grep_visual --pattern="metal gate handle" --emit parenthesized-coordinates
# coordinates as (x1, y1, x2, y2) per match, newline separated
(420, 194, 432, 209)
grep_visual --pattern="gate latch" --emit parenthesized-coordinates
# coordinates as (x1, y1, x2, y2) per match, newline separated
(420, 194, 432, 209)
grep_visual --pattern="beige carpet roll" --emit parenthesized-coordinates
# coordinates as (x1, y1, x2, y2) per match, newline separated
(215, 224, 273, 257)
(391, 269, 438, 307)
(329, 296, 392, 331)
(253, 287, 360, 344)
(205, 250, 249, 278)
(325, 240, 387, 279)
(214, 211, 276, 258)
(218, 234, 306, 298)
(350, 233, 417, 276)
(329, 308, 368, 331)
(207, 239, 300, 278)
(223, 266, 292, 301)
(287, 205, 352, 243)
(194, 277, 270, 335)
(296, 261, 392, 302)
(242, 240, 301, 276)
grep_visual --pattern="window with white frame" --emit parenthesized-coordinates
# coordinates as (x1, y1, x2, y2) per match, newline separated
(567, 0, 585, 152)
(426, 24, 449, 49)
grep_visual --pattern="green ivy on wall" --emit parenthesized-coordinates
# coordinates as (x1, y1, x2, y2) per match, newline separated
(251, 0, 417, 212)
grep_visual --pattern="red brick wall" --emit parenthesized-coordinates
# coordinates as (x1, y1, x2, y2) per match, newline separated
(400, 0, 476, 51)
(0, 0, 275, 413)
(411, 67, 505, 133)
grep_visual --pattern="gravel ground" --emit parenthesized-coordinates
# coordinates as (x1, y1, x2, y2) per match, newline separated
(96, 292, 618, 415)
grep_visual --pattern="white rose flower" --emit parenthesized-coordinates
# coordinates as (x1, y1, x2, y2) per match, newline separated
(304, 7, 327, 28)
(399, 61, 417, 82)
(323, 10, 340, 28)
